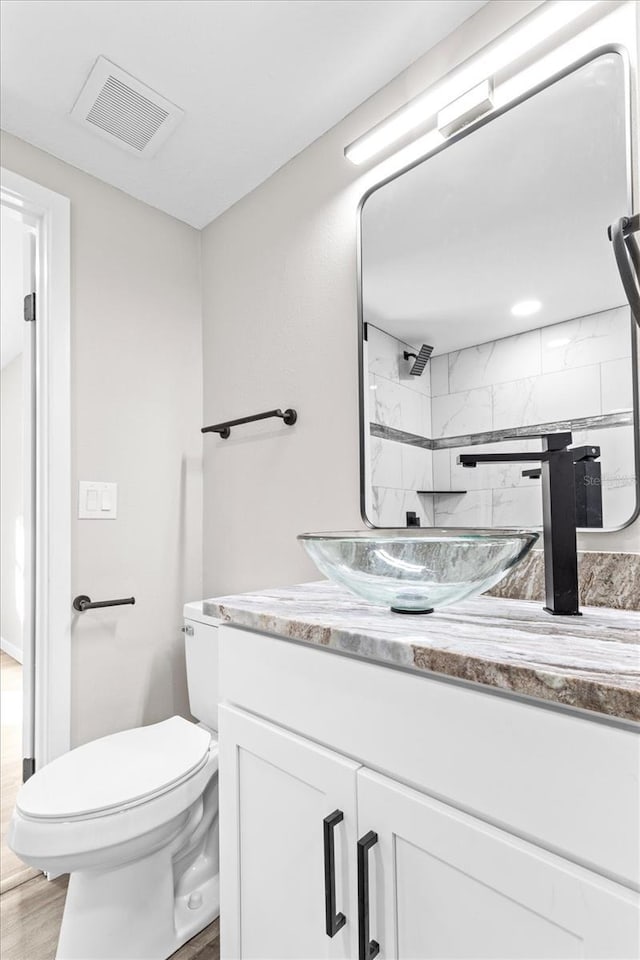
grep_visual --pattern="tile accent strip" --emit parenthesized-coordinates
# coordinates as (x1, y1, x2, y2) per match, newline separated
(371, 410, 633, 452)
(370, 423, 433, 448)
(432, 411, 634, 450)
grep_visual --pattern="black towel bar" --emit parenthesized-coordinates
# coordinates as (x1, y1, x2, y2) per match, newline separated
(201, 408, 297, 439)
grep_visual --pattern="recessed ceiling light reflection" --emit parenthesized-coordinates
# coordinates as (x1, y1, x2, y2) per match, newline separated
(511, 299, 542, 317)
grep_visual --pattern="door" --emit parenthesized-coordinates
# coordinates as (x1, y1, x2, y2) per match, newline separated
(21, 224, 36, 780)
(0, 200, 38, 890)
(1, 168, 71, 778)
(218, 705, 360, 960)
(358, 769, 640, 959)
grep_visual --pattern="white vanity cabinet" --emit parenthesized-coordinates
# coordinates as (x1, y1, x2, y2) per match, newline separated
(219, 705, 638, 960)
(358, 769, 637, 960)
(219, 705, 360, 959)
(217, 625, 640, 960)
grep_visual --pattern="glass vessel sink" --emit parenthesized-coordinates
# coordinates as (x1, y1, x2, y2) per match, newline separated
(298, 528, 538, 614)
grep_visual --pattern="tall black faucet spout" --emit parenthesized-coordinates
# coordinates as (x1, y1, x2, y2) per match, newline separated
(539, 437, 580, 616)
(457, 432, 590, 616)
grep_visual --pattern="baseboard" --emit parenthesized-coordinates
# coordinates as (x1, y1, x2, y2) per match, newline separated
(0, 866, 40, 896)
(0, 635, 23, 664)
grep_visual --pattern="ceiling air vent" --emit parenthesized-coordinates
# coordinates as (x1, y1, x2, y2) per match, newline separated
(71, 57, 184, 157)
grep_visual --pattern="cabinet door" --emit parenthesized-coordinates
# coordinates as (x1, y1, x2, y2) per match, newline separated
(358, 769, 640, 960)
(219, 705, 360, 960)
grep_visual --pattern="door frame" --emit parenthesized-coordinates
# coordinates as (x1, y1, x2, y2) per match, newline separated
(1, 167, 71, 768)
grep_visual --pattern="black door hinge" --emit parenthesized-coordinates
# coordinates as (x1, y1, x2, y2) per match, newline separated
(23, 757, 35, 781)
(23, 292, 36, 322)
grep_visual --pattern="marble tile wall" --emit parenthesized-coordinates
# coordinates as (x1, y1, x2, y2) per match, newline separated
(430, 306, 636, 528)
(366, 308, 637, 530)
(366, 325, 433, 526)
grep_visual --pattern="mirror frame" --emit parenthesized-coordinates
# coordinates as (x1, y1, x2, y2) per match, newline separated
(357, 44, 639, 532)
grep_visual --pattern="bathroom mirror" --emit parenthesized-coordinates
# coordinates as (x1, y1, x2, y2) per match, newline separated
(359, 49, 638, 531)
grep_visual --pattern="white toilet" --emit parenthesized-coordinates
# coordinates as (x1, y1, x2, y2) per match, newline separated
(8, 602, 220, 960)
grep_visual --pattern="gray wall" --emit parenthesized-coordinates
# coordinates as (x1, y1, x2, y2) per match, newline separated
(1, 354, 24, 659)
(200, 0, 639, 598)
(1, 131, 203, 747)
(2, 0, 638, 749)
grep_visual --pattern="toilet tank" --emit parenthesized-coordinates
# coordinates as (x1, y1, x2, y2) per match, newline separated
(183, 602, 220, 734)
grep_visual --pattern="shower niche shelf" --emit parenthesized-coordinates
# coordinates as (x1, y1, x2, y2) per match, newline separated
(417, 490, 467, 495)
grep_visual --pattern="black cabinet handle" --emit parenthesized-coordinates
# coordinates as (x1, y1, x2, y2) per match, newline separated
(323, 810, 346, 937)
(357, 831, 380, 960)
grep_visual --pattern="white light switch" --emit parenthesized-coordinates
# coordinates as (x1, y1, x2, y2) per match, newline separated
(79, 482, 118, 519)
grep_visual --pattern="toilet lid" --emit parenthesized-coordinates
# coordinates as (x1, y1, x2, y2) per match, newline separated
(17, 716, 212, 820)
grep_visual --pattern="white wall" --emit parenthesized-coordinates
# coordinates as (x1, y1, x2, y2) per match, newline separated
(201, 0, 639, 596)
(1, 131, 203, 746)
(201, 2, 537, 596)
(3, 4, 639, 751)
(1, 354, 24, 660)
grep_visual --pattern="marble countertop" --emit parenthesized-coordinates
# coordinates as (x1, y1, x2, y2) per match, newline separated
(204, 581, 640, 723)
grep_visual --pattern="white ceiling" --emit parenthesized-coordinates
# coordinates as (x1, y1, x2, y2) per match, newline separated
(361, 53, 629, 355)
(0, 0, 487, 229)
(1, 207, 27, 370)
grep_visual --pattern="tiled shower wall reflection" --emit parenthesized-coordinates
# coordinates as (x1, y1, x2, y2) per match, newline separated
(366, 307, 636, 528)
(366, 324, 434, 526)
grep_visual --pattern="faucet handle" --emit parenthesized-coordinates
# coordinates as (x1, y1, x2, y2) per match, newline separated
(571, 445, 600, 462)
(501, 430, 573, 450)
(542, 431, 573, 450)
(522, 445, 601, 475)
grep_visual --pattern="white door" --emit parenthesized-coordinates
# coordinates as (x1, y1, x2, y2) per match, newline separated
(0, 203, 37, 779)
(358, 768, 640, 960)
(21, 224, 37, 779)
(219, 705, 360, 960)
(1, 169, 71, 772)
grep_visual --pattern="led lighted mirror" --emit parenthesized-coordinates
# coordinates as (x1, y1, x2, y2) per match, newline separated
(359, 50, 638, 532)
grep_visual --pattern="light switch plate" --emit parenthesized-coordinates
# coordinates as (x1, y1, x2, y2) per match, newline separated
(78, 481, 118, 519)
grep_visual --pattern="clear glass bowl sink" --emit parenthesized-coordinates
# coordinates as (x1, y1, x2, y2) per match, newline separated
(298, 528, 539, 614)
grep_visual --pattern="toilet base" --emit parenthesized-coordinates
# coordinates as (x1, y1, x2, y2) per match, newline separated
(56, 849, 219, 960)
(55, 778, 220, 960)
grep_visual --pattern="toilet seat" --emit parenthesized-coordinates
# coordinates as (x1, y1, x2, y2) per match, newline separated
(7, 603, 224, 960)
(17, 716, 211, 821)
(9, 718, 218, 866)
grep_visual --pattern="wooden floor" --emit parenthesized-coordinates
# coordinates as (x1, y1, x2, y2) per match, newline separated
(0, 872, 221, 959)
(1, 651, 39, 894)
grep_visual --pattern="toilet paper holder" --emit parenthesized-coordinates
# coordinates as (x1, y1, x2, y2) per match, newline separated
(73, 595, 135, 612)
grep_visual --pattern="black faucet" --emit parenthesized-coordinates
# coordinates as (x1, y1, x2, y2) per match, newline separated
(458, 432, 600, 616)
